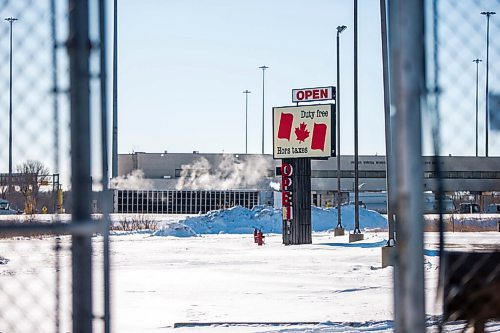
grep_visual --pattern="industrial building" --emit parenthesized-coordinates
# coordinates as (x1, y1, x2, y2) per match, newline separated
(114, 152, 500, 213)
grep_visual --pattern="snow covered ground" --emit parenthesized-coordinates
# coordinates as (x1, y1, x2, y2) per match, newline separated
(109, 231, 500, 333)
(1, 207, 500, 332)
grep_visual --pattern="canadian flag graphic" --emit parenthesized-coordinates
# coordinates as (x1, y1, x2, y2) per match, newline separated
(311, 123, 327, 151)
(277, 113, 327, 151)
(277, 113, 293, 140)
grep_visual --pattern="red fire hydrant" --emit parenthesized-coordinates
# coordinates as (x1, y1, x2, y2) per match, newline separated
(256, 229, 265, 246)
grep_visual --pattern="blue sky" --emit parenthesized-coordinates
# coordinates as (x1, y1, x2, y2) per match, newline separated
(2, 0, 498, 186)
(113, 0, 387, 156)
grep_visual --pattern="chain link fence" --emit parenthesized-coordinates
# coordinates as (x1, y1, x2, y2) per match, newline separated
(0, 0, 110, 332)
(425, 0, 500, 332)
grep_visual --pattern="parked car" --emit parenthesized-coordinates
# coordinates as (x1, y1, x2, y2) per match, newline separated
(0, 199, 21, 215)
(458, 203, 480, 214)
(486, 203, 500, 214)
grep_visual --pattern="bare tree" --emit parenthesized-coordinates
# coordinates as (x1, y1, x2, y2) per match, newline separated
(16, 160, 50, 214)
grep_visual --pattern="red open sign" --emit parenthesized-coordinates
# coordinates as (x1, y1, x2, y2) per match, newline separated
(292, 86, 336, 103)
(281, 162, 293, 220)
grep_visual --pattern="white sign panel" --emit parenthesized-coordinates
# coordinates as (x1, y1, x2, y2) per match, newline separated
(292, 86, 336, 103)
(273, 104, 335, 159)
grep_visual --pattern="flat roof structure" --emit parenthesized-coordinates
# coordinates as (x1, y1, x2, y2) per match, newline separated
(117, 152, 500, 193)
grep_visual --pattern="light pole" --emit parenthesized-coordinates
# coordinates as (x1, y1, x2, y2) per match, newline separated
(112, 0, 118, 178)
(5, 17, 18, 196)
(243, 90, 251, 154)
(336, 25, 347, 232)
(353, 0, 361, 235)
(259, 65, 268, 154)
(473, 58, 482, 157)
(481, 11, 495, 157)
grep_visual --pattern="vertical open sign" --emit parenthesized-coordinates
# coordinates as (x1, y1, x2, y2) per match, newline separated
(281, 162, 293, 220)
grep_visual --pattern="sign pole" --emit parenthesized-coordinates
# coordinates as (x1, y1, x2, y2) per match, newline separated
(282, 158, 312, 245)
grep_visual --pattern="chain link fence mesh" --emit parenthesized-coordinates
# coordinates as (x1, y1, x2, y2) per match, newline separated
(425, 0, 500, 331)
(427, 0, 500, 157)
(0, 235, 71, 332)
(0, 1, 67, 330)
(0, 0, 109, 332)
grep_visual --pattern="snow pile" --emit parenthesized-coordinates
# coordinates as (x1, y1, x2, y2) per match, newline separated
(152, 205, 387, 237)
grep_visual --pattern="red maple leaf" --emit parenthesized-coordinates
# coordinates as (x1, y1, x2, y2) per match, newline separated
(295, 122, 310, 143)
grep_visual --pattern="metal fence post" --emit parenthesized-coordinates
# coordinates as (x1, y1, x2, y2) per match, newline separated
(389, 0, 426, 332)
(98, 0, 111, 331)
(68, 0, 93, 331)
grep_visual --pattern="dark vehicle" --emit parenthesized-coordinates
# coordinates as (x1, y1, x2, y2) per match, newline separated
(486, 203, 500, 214)
(0, 199, 20, 215)
(458, 203, 480, 214)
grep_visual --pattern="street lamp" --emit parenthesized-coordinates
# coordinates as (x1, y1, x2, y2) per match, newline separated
(259, 65, 268, 154)
(243, 90, 251, 154)
(112, 0, 118, 178)
(5, 17, 18, 196)
(336, 25, 347, 232)
(473, 58, 482, 157)
(481, 11, 495, 157)
(353, 0, 361, 235)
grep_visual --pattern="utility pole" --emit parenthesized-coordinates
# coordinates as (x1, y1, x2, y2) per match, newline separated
(481, 11, 495, 157)
(259, 65, 268, 154)
(473, 58, 482, 157)
(350, 0, 363, 242)
(243, 90, 251, 154)
(335, 25, 347, 235)
(5, 17, 18, 196)
(112, 0, 118, 178)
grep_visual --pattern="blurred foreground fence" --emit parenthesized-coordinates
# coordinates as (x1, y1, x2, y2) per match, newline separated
(0, 0, 110, 332)
(427, 0, 500, 332)
(390, 0, 500, 332)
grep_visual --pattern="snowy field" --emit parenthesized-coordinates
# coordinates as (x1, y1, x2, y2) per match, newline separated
(1, 207, 500, 332)
(110, 231, 500, 333)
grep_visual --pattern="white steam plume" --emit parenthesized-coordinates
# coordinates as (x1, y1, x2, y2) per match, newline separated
(110, 169, 153, 190)
(269, 181, 281, 191)
(175, 154, 271, 190)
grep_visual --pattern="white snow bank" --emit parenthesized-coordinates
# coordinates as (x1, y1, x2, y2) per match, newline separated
(152, 205, 387, 237)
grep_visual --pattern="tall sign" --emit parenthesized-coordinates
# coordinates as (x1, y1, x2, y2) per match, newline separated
(275, 88, 336, 245)
(273, 104, 335, 159)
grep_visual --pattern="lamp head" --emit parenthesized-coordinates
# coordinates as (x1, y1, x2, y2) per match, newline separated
(481, 11, 496, 16)
(337, 25, 347, 34)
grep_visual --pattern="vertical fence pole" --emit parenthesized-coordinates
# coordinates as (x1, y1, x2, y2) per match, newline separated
(98, 0, 111, 332)
(68, 0, 93, 331)
(50, 0, 61, 215)
(389, 0, 426, 331)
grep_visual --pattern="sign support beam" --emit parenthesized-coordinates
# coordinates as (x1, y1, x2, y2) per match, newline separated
(282, 158, 312, 245)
